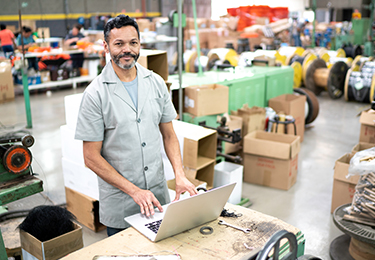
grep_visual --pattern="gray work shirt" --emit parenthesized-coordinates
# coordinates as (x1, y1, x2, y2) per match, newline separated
(75, 61, 177, 228)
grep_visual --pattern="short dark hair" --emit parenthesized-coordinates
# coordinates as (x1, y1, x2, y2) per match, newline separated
(104, 14, 139, 43)
(0, 24, 6, 30)
(22, 26, 32, 33)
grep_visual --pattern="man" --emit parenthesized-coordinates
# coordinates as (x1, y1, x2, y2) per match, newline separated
(75, 15, 197, 236)
(64, 24, 89, 71)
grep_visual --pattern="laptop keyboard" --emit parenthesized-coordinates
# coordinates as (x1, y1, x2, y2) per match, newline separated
(145, 219, 162, 233)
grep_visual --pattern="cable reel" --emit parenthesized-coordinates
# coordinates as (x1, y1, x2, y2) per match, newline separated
(0, 134, 34, 174)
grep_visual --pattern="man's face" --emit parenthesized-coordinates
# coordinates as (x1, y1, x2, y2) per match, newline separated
(104, 26, 140, 70)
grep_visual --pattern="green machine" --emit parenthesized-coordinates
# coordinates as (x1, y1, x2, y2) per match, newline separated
(0, 134, 43, 258)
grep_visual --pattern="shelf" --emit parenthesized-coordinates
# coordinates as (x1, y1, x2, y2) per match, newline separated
(17, 75, 96, 90)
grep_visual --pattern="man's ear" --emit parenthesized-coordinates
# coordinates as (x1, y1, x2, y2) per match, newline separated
(103, 40, 109, 54)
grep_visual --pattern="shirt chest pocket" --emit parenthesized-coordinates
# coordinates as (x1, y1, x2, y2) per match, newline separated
(148, 97, 163, 125)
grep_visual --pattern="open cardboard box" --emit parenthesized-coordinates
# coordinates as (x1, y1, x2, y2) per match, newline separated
(138, 49, 168, 81)
(331, 153, 359, 213)
(243, 131, 300, 190)
(268, 94, 306, 142)
(20, 222, 83, 260)
(65, 187, 105, 232)
(359, 109, 375, 144)
(184, 84, 229, 117)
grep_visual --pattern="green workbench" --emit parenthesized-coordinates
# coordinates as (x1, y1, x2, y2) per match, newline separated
(169, 65, 294, 127)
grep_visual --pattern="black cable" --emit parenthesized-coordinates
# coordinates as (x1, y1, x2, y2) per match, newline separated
(220, 208, 242, 218)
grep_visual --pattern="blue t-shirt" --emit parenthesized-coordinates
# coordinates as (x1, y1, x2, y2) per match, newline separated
(16, 34, 35, 46)
(122, 75, 138, 109)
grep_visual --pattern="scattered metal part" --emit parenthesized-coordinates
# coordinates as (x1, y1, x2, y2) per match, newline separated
(199, 226, 214, 235)
(218, 220, 251, 233)
(243, 243, 254, 250)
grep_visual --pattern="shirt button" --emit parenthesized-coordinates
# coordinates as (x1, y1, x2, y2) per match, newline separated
(142, 142, 146, 147)
(144, 166, 148, 171)
(137, 118, 141, 123)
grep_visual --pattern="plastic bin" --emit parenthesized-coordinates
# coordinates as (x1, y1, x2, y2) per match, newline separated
(214, 161, 243, 204)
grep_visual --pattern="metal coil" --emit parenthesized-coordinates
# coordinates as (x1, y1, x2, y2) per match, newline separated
(346, 64, 375, 102)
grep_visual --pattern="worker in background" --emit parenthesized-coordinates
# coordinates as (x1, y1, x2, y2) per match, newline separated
(0, 24, 16, 58)
(75, 14, 197, 237)
(16, 26, 36, 51)
(16, 26, 38, 71)
(64, 24, 89, 75)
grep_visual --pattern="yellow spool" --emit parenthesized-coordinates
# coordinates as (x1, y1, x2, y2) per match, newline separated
(302, 53, 317, 82)
(275, 51, 287, 65)
(370, 72, 375, 103)
(336, 48, 346, 57)
(291, 61, 302, 88)
(207, 48, 238, 67)
(320, 52, 330, 63)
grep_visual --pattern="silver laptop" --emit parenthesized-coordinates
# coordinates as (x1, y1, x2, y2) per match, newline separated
(124, 182, 236, 242)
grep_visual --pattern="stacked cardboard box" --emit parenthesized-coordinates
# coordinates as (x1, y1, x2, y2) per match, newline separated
(243, 131, 300, 190)
(62, 93, 104, 232)
(268, 94, 306, 142)
(330, 110, 375, 212)
(183, 84, 229, 117)
(163, 120, 217, 189)
(0, 59, 15, 103)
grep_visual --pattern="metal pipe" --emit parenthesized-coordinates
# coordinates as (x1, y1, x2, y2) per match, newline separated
(192, 0, 203, 76)
(178, 0, 183, 120)
(18, 7, 32, 128)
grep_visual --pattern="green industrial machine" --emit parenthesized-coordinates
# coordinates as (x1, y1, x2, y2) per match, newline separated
(0, 134, 43, 258)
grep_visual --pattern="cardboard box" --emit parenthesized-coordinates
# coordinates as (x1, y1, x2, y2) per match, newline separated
(62, 157, 99, 200)
(268, 94, 306, 142)
(0, 59, 15, 102)
(40, 70, 51, 83)
(64, 93, 83, 131)
(359, 109, 375, 144)
(168, 120, 217, 187)
(232, 105, 266, 137)
(138, 49, 168, 81)
(243, 131, 300, 190)
(184, 161, 216, 188)
(136, 18, 152, 32)
(252, 55, 276, 66)
(20, 222, 83, 260)
(331, 153, 360, 213)
(243, 154, 298, 190)
(352, 142, 374, 154)
(184, 84, 229, 116)
(37, 27, 50, 39)
(331, 180, 356, 213)
(65, 187, 105, 232)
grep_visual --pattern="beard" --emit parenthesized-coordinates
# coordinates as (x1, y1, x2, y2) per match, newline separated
(111, 51, 139, 70)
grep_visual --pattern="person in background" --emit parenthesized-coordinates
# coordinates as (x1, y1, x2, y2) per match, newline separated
(75, 14, 197, 236)
(16, 26, 38, 70)
(0, 24, 16, 58)
(16, 26, 36, 51)
(64, 24, 89, 73)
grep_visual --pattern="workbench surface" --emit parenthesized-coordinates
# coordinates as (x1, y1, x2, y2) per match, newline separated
(61, 204, 302, 260)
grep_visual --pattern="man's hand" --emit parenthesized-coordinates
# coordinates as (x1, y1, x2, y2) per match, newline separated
(173, 175, 198, 201)
(130, 188, 163, 217)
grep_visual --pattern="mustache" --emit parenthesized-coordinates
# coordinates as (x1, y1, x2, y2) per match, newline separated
(118, 52, 137, 59)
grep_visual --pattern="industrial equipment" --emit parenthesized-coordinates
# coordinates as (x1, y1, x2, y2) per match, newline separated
(199, 117, 242, 163)
(0, 134, 43, 259)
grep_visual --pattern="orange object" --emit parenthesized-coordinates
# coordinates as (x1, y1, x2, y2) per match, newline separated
(240, 32, 259, 38)
(76, 40, 92, 50)
(79, 68, 89, 76)
(3, 145, 32, 174)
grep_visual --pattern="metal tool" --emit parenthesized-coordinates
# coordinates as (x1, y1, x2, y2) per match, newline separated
(218, 220, 251, 233)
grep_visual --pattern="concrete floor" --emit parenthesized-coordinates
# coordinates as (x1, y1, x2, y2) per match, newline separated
(0, 85, 370, 259)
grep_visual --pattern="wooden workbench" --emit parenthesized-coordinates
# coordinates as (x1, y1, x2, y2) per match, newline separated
(61, 204, 303, 260)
